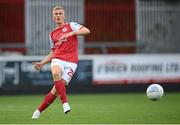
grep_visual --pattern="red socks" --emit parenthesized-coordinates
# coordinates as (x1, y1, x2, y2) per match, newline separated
(54, 80, 68, 104)
(38, 92, 56, 112)
(37, 80, 67, 113)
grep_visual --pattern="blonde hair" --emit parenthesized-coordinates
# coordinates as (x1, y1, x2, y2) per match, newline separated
(53, 5, 64, 11)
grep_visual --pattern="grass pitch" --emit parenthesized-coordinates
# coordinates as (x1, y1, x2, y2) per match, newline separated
(0, 93, 180, 124)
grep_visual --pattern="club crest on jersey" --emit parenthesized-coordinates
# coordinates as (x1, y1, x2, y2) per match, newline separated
(62, 27, 67, 32)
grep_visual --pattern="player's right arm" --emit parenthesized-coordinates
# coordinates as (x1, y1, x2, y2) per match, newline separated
(33, 51, 53, 71)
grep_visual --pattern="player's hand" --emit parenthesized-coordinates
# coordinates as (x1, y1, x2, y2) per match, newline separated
(55, 41, 63, 46)
(32, 62, 43, 71)
(59, 32, 74, 43)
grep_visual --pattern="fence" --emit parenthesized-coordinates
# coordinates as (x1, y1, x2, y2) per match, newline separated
(0, 0, 180, 55)
(136, 0, 180, 53)
(25, 0, 84, 55)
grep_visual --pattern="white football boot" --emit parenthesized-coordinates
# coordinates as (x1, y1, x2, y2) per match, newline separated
(32, 109, 41, 119)
(63, 102, 71, 114)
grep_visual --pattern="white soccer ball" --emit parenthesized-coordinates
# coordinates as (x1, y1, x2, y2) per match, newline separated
(146, 84, 164, 101)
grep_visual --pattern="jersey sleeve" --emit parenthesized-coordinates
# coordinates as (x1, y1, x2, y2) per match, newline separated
(49, 34, 54, 50)
(70, 22, 83, 31)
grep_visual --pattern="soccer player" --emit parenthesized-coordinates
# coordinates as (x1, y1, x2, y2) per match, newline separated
(31, 5, 90, 119)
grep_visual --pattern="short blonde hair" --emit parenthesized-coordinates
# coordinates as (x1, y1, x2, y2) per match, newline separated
(53, 5, 64, 11)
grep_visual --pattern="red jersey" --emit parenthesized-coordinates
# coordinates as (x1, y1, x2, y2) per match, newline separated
(49, 22, 82, 63)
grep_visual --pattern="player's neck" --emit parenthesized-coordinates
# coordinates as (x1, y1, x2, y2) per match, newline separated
(57, 22, 65, 28)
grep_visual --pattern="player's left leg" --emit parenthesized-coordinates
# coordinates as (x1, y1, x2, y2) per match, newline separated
(60, 61, 77, 113)
(51, 59, 77, 114)
(54, 78, 71, 114)
(32, 86, 57, 119)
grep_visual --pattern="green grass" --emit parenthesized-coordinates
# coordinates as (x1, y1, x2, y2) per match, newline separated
(0, 93, 180, 124)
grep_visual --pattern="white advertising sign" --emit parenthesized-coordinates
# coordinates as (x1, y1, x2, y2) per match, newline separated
(93, 55, 180, 84)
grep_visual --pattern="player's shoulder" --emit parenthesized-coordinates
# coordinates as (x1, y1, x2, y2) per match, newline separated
(70, 22, 83, 31)
(70, 22, 80, 26)
(50, 27, 60, 36)
(49, 30, 55, 37)
(70, 21, 78, 24)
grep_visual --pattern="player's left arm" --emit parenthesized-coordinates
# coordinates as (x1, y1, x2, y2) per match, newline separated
(59, 23, 90, 42)
(72, 26, 91, 36)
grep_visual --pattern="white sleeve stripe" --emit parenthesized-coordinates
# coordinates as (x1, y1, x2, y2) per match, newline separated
(70, 22, 82, 31)
(49, 35, 54, 48)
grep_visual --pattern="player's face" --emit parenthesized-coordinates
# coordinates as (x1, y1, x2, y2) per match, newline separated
(53, 9, 65, 25)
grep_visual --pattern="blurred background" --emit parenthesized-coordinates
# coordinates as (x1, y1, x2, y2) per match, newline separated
(0, 0, 180, 94)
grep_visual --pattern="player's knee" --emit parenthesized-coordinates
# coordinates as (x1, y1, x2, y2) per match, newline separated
(51, 65, 63, 81)
(52, 72, 61, 81)
(51, 90, 57, 96)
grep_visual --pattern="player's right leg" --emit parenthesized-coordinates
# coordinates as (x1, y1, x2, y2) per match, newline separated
(51, 59, 71, 114)
(51, 65, 71, 113)
(32, 86, 57, 119)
